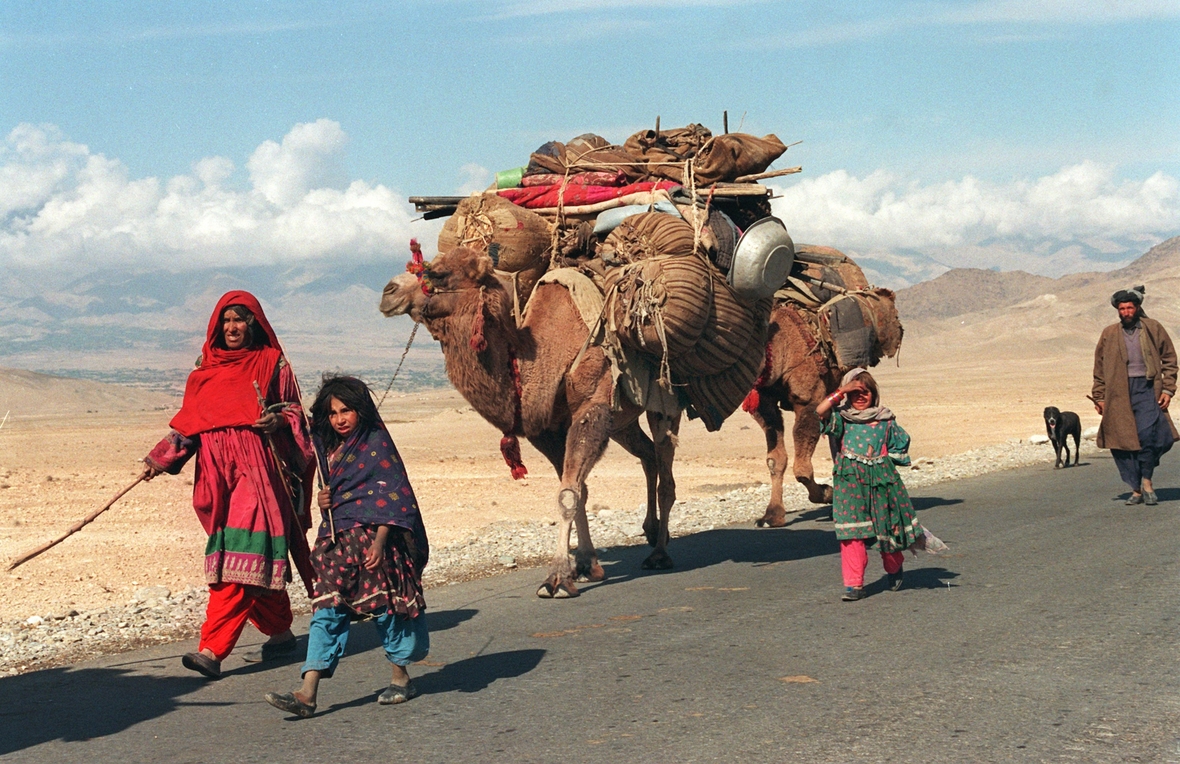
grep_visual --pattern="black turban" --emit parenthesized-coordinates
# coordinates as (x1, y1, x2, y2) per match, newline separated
(1111, 286, 1145, 308)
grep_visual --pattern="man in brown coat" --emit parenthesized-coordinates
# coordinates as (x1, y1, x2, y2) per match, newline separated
(1092, 286, 1178, 505)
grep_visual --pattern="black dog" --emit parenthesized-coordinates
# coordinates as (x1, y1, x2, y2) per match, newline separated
(1044, 406, 1081, 468)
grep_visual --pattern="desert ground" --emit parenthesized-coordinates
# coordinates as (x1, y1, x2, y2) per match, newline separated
(4, 236, 1178, 623)
(0, 347, 1099, 624)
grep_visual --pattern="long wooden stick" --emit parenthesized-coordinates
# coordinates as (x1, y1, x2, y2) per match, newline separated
(734, 166, 803, 183)
(7, 476, 145, 571)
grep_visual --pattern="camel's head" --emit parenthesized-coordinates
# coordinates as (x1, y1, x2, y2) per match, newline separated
(422, 246, 497, 293)
(379, 272, 427, 321)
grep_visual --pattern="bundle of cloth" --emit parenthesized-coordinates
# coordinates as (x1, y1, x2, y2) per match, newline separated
(774, 247, 904, 373)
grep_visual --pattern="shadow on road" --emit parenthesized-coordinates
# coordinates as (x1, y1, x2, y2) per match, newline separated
(0, 666, 210, 756)
(912, 496, 964, 511)
(591, 527, 835, 590)
(303, 648, 547, 719)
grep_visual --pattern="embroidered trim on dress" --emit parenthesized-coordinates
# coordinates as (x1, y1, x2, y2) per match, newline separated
(840, 450, 886, 465)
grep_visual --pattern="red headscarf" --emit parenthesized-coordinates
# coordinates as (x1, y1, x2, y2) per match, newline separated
(170, 291, 285, 437)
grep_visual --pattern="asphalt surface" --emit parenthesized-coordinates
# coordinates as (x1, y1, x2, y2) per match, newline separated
(3, 453, 1180, 763)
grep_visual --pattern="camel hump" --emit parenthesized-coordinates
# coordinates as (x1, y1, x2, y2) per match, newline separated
(530, 268, 604, 330)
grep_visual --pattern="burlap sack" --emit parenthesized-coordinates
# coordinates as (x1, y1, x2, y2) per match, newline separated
(525, 134, 646, 182)
(604, 255, 711, 360)
(438, 194, 552, 273)
(680, 298, 773, 432)
(623, 124, 713, 183)
(794, 245, 870, 292)
(598, 212, 698, 266)
(692, 133, 788, 185)
(670, 274, 761, 377)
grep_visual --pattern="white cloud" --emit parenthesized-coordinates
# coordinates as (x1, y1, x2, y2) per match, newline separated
(247, 118, 350, 207)
(457, 163, 492, 195)
(769, 162, 1180, 277)
(0, 121, 433, 269)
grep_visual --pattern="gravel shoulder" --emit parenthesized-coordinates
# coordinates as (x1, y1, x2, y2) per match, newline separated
(0, 434, 1090, 675)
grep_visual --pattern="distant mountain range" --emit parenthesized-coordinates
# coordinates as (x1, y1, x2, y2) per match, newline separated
(2, 237, 1176, 393)
(0, 259, 442, 393)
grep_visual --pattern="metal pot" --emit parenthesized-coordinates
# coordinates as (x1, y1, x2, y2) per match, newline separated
(728, 216, 795, 302)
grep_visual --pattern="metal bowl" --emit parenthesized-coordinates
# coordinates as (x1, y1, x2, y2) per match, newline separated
(728, 216, 795, 302)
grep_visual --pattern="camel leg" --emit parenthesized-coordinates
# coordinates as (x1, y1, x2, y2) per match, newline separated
(750, 394, 791, 528)
(536, 405, 612, 599)
(610, 420, 660, 547)
(791, 402, 833, 504)
(641, 411, 678, 570)
(571, 484, 605, 583)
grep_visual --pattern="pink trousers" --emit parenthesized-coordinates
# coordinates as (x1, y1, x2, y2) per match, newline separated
(840, 539, 904, 588)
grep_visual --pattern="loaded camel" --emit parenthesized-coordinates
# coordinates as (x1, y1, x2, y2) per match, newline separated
(743, 246, 904, 527)
(380, 247, 680, 599)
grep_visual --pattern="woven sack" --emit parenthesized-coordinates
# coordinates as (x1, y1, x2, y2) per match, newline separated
(438, 194, 551, 273)
(598, 212, 698, 266)
(670, 272, 761, 377)
(604, 255, 711, 360)
(692, 133, 788, 185)
(622, 124, 713, 183)
(680, 298, 773, 432)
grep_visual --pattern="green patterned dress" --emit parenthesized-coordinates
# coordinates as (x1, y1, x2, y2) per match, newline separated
(821, 414, 923, 553)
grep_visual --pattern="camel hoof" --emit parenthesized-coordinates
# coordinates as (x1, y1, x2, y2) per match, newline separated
(576, 563, 607, 583)
(755, 508, 787, 528)
(553, 580, 579, 598)
(537, 576, 580, 599)
(641, 551, 674, 571)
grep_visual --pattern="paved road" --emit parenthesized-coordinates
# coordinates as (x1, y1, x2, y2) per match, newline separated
(3, 453, 1180, 763)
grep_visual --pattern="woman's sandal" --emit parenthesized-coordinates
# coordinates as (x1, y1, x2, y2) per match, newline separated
(264, 691, 316, 718)
(378, 681, 420, 705)
(181, 652, 221, 679)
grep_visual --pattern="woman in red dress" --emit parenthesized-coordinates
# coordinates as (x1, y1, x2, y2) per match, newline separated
(143, 291, 315, 679)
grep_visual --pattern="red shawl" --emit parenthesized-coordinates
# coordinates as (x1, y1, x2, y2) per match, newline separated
(170, 290, 284, 438)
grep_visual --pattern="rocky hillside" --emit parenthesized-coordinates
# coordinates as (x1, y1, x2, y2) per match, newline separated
(892, 236, 1180, 361)
(0, 367, 175, 417)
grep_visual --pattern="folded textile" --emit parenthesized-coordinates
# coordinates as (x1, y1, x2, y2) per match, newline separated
(498, 180, 678, 209)
(520, 170, 628, 188)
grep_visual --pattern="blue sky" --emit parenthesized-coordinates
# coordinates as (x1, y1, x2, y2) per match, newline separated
(2, 0, 1178, 284)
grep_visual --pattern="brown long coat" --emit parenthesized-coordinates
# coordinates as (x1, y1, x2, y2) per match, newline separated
(1092, 316, 1179, 450)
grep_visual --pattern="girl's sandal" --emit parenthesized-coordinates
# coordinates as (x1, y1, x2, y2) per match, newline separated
(378, 681, 420, 704)
(264, 691, 316, 718)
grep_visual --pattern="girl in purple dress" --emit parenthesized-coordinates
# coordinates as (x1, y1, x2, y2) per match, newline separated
(265, 375, 429, 717)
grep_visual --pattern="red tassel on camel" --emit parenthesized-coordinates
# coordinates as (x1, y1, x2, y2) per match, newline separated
(742, 342, 774, 413)
(500, 434, 528, 480)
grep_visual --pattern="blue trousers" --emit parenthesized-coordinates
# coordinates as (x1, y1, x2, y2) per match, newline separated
(301, 606, 429, 678)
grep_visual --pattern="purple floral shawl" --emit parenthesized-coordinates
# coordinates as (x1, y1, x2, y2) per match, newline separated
(315, 422, 428, 565)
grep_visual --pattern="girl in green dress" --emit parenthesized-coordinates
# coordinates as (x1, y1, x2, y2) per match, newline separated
(816, 368, 923, 601)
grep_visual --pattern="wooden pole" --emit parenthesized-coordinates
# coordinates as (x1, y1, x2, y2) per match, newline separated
(723, 110, 729, 134)
(654, 115, 660, 136)
(7, 476, 145, 571)
(734, 166, 803, 183)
